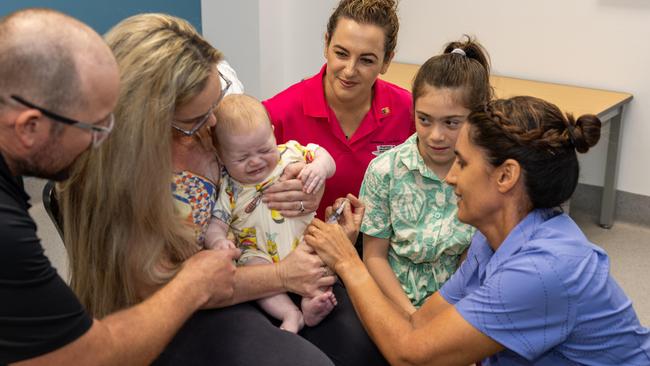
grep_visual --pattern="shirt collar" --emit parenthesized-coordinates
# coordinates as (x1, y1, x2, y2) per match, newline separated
(371, 76, 395, 122)
(398, 133, 444, 182)
(302, 64, 329, 118)
(302, 64, 396, 122)
(0, 152, 31, 209)
(484, 209, 557, 278)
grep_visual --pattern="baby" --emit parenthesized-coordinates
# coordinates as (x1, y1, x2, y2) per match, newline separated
(206, 94, 336, 333)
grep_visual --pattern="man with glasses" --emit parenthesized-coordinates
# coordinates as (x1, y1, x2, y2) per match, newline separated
(0, 8, 238, 365)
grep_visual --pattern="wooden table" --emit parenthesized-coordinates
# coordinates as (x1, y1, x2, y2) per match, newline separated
(380, 62, 633, 228)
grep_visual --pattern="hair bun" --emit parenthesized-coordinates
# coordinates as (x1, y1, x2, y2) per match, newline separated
(443, 35, 491, 75)
(381, 0, 397, 9)
(572, 114, 601, 153)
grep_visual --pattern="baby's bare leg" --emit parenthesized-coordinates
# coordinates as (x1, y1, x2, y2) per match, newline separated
(244, 257, 304, 333)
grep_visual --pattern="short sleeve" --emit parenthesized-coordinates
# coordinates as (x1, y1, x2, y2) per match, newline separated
(303, 143, 321, 164)
(359, 157, 393, 239)
(282, 140, 319, 164)
(0, 201, 92, 363)
(454, 251, 574, 361)
(212, 175, 233, 224)
(438, 240, 481, 305)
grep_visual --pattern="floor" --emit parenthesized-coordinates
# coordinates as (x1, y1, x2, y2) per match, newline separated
(24, 177, 650, 327)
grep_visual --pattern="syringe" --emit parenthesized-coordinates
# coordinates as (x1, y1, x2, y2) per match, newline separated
(326, 198, 349, 224)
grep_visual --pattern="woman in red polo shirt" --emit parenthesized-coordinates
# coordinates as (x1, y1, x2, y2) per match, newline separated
(263, 0, 414, 225)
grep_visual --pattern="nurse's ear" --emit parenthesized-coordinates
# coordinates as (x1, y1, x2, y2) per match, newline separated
(495, 158, 522, 194)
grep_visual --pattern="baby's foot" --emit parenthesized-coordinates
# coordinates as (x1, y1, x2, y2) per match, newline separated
(301, 291, 337, 327)
(279, 308, 304, 333)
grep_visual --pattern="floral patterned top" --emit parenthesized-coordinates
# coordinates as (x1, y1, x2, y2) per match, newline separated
(171, 170, 218, 246)
(359, 133, 474, 307)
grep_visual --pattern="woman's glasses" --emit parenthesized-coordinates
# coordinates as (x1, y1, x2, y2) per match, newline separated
(172, 71, 232, 136)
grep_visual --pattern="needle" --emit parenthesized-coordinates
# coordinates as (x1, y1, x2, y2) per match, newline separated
(326, 198, 349, 224)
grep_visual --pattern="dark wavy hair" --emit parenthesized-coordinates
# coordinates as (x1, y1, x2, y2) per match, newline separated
(412, 35, 492, 111)
(467, 96, 602, 208)
(326, 0, 399, 62)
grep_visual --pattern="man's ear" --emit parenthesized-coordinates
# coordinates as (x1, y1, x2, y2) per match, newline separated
(495, 158, 521, 194)
(379, 51, 395, 75)
(13, 109, 46, 149)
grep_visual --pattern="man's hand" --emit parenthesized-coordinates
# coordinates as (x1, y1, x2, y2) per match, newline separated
(175, 247, 240, 309)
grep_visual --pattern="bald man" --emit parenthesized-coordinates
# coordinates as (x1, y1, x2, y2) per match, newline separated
(0, 8, 239, 365)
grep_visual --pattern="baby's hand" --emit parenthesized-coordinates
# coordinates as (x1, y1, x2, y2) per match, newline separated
(298, 164, 327, 194)
(210, 238, 237, 251)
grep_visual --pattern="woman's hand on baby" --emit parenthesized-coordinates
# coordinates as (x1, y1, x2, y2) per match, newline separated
(277, 242, 336, 297)
(263, 163, 324, 217)
(304, 217, 359, 274)
(298, 164, 327, 194)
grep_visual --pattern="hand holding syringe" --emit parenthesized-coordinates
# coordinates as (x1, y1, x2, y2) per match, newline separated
(326, 198, 349, 224)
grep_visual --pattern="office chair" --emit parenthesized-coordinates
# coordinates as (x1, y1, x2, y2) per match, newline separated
(42, 180, 64, 241)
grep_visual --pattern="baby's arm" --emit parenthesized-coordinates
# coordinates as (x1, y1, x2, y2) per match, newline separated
(298, 146, 336, 194)
(205, 216, 236, 250)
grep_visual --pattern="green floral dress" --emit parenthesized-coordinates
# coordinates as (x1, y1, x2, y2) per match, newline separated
(359, 134, 474, 307)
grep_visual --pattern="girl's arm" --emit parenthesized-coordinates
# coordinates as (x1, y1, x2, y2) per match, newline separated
(363, 234, 417, 314)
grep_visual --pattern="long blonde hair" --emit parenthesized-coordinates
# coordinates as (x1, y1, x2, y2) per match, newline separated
(59, 13, 223, 318)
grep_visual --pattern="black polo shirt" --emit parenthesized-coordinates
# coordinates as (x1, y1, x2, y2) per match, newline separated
(0, 153, 92, 364)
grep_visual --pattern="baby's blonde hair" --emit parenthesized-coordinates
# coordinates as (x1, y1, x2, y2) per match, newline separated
(213, 94, 272, 149)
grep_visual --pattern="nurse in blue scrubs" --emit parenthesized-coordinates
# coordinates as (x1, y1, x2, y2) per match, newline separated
(305, 96, 650, 365)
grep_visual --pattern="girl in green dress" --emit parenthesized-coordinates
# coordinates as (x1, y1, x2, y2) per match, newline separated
(359, 37, 492, 313)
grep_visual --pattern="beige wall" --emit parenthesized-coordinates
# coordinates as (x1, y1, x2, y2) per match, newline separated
(203, 0, 650, 196)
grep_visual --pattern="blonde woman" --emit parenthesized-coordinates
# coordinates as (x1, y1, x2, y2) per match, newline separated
(60, 14, 382, 366)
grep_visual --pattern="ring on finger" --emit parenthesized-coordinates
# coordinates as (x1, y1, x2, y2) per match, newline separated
(299, 200, 305, 213)
(321, 266, 333, 277)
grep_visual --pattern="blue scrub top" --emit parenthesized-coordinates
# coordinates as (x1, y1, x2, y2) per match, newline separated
(440, 209, 650, 365)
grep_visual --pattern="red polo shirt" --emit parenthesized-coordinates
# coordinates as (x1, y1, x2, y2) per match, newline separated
(263, 65, 414, 219)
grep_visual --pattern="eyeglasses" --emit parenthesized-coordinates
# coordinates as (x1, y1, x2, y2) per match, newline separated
(10, 95, 114, 148)
(172, 71, 232, 136)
